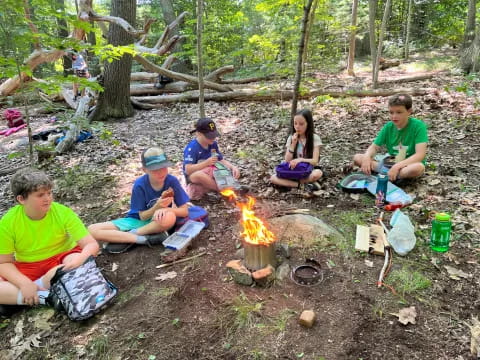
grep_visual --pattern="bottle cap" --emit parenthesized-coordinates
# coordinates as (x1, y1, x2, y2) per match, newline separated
(435, 212, 450, 221)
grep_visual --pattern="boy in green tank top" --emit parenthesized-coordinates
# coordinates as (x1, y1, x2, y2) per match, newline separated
(353, 94, 428, 182)
(0, 168, 99, 315)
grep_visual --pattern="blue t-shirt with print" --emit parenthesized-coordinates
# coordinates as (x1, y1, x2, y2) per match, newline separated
(127, 174, 189, 219)
(183, 139, 223, 176)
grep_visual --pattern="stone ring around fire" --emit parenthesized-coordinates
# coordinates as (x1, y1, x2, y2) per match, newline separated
(290, 259, 324, 287)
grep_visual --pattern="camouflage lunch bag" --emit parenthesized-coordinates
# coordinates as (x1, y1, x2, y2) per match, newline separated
(47, 256, 118, 321)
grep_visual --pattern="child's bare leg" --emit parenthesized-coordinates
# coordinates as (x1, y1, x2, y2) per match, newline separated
(88, 222, 136, 243)
(136, 213, 176, 235)
(301, 169, 323, 183)
(270, 175, 299, 188)
(0, 282, 21, 305)
(398, 163, 425, 179)
(189, 170, 218, 191)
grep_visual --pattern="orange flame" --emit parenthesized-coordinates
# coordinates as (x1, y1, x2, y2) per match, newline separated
(220, 189, 237, 200)
(221, 189, 276, 245)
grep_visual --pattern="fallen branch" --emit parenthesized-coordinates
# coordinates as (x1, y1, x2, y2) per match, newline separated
(132, 87, 435, 105)
(155, 251, 207, 269)
(376, 71, 450, 85)
(134, 55, 232, 92)
(55, 96, 90, 154)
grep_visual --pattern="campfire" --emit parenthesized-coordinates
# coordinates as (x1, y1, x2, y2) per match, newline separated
(221, 189, 277, 272)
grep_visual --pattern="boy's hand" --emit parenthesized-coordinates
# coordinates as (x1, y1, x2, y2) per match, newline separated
(360, 157, 373, 175)
(204, 157, 217, 167)
(153, 208, 170, 222)
(61, 255, 86, 271)
(230, 166, 240, 179)
(155, 197, 172, 209)
(388, 164, 401, 182)
(20, 281, 43, 306)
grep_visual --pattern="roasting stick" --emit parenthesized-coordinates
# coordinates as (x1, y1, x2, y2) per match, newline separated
(377, 212, 392, 288)
(156, 251, 206, 269)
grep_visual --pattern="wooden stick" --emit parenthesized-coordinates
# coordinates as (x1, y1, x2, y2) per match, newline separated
(155, 251, 206, 269)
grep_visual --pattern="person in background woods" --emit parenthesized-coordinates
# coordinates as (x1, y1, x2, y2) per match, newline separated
(0, 168, 99, 316)
(352, 94, 428, 182)
(270, 108, 323, 193)
(72, 52, 90, 100)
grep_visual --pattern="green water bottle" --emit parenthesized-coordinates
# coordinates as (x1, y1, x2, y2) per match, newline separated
(430, 213, 452, 252)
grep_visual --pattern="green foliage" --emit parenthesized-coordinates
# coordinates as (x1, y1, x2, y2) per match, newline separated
(230, 292, 263, 330)
(87, 336, 110, 360)
(386, 267, 432, 298)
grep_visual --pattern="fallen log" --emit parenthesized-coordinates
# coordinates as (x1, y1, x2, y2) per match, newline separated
(376, 71, 449, 85)
(131, 87, 435, 105)
(55, 96, 90, 154)
(130, 82, 191, 95)
(219, 74, 277, 84)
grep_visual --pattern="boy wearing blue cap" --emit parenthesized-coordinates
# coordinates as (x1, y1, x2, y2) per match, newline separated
(89, 147, 190, 253)
(183, 118, 240, 200)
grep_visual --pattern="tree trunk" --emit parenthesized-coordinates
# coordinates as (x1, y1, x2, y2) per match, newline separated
(404, 0, 413, 60)
(372, 0, 391, 88)
(464, 0, 476, 48)
(302, 0, 319, 66)
(197, 0, 205, 118)
(291, 0, 314, 120)
(347, 0, 359, 76)
(368, 0, 377, 71)
(159, 0, 190, 73)
(56, 0, 71, 77)
(90, 0, 136, 121)
(461, 29, 480, 73)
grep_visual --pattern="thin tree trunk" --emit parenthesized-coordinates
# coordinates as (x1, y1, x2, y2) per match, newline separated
(373, 0, 391, 88)
(56, 0, 71, 77)
(347, 0, 359, 76)
(369, 0, 377, 69)
(302, 0, 319, 67)
(464, 0, 476, 48)
(291, 0, 314, 120)
(90, 0, 135, 121)
(197, 0, 205, 118)
(404, 0, 413, 60)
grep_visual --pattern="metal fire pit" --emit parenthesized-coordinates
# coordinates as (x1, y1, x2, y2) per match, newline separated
(290, 258, 324, 286)
(243, 241, 276, 271)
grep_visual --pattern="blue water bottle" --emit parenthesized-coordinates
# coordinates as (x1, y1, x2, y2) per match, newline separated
(375, 173, 388, 207)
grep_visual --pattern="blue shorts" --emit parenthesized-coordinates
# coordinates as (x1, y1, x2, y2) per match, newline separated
(112, 217, 151, 231)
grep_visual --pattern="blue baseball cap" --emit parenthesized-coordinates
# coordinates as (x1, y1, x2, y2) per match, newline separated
(141, 147, 173, 170)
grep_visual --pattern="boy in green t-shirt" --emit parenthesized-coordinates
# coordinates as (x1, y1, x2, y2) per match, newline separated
(353, 94, 428, 181)
(0, 168, 99, 315)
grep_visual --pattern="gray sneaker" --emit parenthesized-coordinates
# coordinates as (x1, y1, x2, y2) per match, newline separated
(104, 242, 134, 254)
(145, 231, 169, 247)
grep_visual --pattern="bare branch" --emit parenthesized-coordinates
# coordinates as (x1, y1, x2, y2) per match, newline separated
(133, 54, 232, 92)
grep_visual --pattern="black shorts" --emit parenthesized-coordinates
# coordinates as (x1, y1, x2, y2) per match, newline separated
(75, 69, 87, 78)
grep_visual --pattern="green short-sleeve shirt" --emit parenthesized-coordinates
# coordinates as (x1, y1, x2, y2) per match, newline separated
(373, 117, 428, 163)
(0, 202, 88, 262)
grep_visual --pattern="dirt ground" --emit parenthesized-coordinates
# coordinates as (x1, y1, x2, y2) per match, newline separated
(0, 69, 480, 360)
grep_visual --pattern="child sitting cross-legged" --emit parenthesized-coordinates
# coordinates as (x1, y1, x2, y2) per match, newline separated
(183, 118, 240, 200)
(89, 147, 190, 254)
(0, 168, 99, 316)
(270, 109, 323, 194)
(352, 94, 427, 182)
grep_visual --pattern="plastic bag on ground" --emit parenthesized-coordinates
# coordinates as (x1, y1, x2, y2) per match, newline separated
(388, 209, 416, 256)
